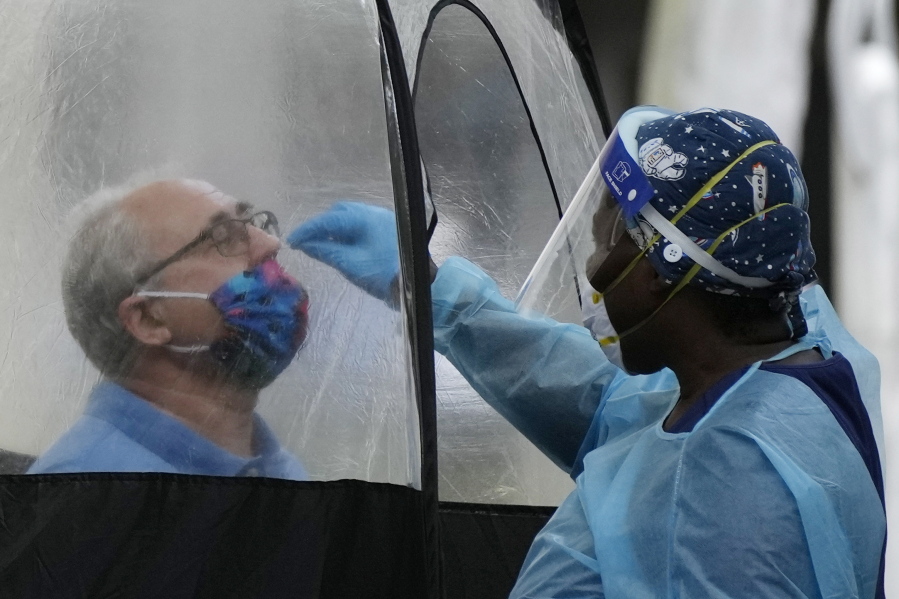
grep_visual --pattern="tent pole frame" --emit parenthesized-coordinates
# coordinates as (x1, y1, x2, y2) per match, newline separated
(375, 1, 444, 597)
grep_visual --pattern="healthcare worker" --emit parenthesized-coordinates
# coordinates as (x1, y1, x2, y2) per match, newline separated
(290, 107, 886, 598)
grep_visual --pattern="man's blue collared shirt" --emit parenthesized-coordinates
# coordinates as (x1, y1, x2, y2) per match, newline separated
(28, 381, 309, 480)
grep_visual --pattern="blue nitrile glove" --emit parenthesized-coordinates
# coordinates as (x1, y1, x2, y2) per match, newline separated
(288, 201, 400, 304)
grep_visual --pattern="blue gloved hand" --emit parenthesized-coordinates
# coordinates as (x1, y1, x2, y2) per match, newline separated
(288, 201, 400, 305)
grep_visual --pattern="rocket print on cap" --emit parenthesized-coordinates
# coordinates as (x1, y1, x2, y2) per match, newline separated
(747, 162, 768, 217)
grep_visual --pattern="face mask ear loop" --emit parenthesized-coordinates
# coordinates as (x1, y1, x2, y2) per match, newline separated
(597, 245, 652, 297)
(603, 262, 698, 347)
(135, 291, 211, 300)
(131, 291, 216, 353)
(703, 203, 789, 255)
(611, 202, 794, 345)
(166, 344, 211, 354)
(603, 134, 787, 348)
(594, 241, 659, 347)
(592, 221, 663, 300)
(605, 202, 792, 347)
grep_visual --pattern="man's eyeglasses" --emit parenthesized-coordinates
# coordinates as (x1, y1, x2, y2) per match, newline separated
(135, 211, 279, 286)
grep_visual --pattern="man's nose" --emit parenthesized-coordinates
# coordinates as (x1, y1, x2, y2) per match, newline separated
(247, 224, 282, 264)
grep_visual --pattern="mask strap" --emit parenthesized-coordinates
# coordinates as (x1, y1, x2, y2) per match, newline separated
(594, 242, 653, 301)
(133, 291, 213, 352)
(166, 344, 211, 353)
(669, 140, 777, 225)
(597, 254, 699, 348)
(626, 140, 779, 269)
(596, 141, 782, 348)
(704, 202, 789, 255)
(670, 203, 791, 297)
(640, 204, 773, 289)
(598, 203, 791, 347)
(593, 246, 653, 347)
(136, 291, 210, 300)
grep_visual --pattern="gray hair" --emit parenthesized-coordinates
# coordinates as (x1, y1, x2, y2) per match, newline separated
(62, 180, 161, 379)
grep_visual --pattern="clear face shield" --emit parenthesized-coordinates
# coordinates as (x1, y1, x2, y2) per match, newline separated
(585, 187, 628, 282)
(516, 105, 777, 325)
(515, 107, 674, 322)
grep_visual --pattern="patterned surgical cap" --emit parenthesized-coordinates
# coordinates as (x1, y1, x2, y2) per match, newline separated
(630, 107, 817, 299)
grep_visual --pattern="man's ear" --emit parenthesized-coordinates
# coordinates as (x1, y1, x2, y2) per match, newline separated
(118, 295, 172, 346)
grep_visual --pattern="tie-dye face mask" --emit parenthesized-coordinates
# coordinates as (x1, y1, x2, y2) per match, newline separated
(139, 260, 310, 388)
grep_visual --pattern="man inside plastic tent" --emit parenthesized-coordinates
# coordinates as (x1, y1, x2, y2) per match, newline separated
(28, 179, 310, 479)
(289, 107, 886, 597)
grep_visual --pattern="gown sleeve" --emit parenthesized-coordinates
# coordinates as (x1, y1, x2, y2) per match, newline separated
(430, 256, 626, 473)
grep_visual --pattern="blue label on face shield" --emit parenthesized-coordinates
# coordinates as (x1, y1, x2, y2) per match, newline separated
(601, 134, 655, 218)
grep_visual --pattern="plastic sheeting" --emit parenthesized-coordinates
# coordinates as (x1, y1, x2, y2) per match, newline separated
(412, 2, 604, 505)
(0, 0, 606, 506)
(0, 0, 419, 485)
(400, 0, 603, 210)
(0, 0, 611, 595)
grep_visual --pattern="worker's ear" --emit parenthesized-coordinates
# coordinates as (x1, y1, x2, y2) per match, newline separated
(118, 295, 172, 346)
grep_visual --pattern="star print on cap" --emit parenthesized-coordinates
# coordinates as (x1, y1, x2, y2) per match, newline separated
(628, 107, 816, 299)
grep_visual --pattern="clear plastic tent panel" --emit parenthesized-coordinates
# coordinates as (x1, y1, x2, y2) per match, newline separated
(416, 4, 584, 505)
(0, 0, 420, 486)
(393, 0, 605, 208)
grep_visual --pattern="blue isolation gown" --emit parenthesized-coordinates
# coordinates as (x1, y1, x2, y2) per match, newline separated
(431, 256, 885, 599)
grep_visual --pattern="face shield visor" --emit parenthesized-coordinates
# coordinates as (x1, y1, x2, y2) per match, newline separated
(515, 107, 674, 321)
(515, 105, 775, 322)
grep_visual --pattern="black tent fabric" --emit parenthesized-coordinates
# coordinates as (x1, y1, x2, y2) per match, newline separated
(439, 503, 556, 599)
(0, 476, 427, 599)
